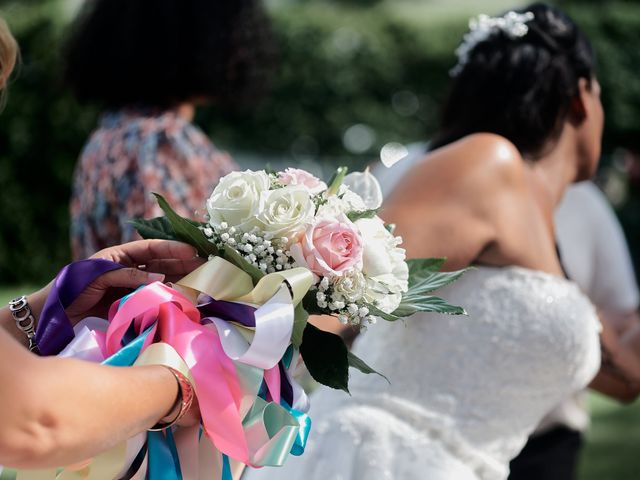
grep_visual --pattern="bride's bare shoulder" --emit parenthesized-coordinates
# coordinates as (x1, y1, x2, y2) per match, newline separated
(391, 133, 526, 204)
(427, 133, 525, 182)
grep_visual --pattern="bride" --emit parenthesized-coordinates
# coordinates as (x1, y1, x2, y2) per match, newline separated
(246, 3, 640, 480)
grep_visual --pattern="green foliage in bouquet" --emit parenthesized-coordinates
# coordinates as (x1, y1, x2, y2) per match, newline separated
(368, 258, 468, 320)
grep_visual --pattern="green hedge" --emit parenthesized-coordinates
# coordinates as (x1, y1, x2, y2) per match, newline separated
(1, 1, 639, 283)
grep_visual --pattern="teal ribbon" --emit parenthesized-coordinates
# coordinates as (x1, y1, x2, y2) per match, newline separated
(282, 346, 294, 369)
(279, 347, 311, 457)
(289, 409, 311, 457)
(148, 431, 181, 480)
(101, 325, 154, 367)
(222, 455, 232, 480)
(165, 429, 183, 480)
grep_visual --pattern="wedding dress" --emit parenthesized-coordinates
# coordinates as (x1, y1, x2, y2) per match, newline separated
(244, 266, 601, 480)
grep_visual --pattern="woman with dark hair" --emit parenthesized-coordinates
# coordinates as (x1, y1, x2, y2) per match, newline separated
(246, 4, 640, 480)
(66, 0, 274, 259)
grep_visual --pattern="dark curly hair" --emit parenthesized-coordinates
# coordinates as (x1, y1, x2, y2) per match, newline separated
(430, 3, 596, 158)
(63, 0, 276, 109)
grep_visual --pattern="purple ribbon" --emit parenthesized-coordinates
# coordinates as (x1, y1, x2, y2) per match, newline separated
(36, 259, 123, 355)
(198, 296, 294, 406)
(35, 258, 296, 406)
(279, 361, 294, 407)
(198, 296, 257, 328)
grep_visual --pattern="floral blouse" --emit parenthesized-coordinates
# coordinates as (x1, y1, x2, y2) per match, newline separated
(70, 108, 236, 259)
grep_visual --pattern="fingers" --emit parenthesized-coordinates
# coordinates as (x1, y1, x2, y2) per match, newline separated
(92, 240, 199, 266)
(139, 240, 199, 262)
(145, 257, 206, 277)
(95, 268, 165, 291)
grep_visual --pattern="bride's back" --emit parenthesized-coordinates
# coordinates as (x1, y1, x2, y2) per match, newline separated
(383, 133, 565, 275)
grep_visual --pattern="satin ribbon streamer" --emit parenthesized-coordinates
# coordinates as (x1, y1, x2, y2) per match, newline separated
(15, 257, 314, 480)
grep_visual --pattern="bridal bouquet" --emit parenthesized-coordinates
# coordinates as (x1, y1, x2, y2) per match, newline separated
(15, 166, 465, 480)
(133, 166, 467, 391)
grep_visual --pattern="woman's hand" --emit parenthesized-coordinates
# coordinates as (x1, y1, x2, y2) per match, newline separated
(65, 240, 204, 324)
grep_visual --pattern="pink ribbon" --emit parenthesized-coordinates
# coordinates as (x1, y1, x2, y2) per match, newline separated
(105, 282, 253, 463)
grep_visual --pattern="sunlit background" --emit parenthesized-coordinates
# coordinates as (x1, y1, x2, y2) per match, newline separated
(0, 1, 639, 478)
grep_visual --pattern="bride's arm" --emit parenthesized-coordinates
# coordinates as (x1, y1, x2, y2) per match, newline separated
(590, 315, 640, 402)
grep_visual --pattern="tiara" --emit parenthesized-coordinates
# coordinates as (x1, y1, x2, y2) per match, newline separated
(451, 11, 535, 77)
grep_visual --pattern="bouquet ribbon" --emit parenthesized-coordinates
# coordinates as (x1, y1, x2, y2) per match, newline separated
(11, 256, 314, 480)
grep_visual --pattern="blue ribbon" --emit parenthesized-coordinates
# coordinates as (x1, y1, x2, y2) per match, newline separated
(102, 325, 154, 367)
(147, 431, 181, 480)
(222, 455, 232, 480)
(288, 410, 311, 456)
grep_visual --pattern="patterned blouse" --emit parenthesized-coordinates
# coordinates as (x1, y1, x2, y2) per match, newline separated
(70, 108, 236, 259)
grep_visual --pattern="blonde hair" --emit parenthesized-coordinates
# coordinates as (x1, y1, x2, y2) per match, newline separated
(0, 16, 18, 106)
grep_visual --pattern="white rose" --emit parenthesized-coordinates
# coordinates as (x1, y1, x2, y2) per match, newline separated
(316, 185, 367, 218)
(333, 270, 367, 303)
(355, 216, 409, 313)
(257, 186, 315, 240)
(206, 170, 270, 233)
(343, 169, 383, 209)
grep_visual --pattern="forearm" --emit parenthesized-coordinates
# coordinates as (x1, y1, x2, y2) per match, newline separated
(591, 318, 640, 402)
(590, 367, 640, 403)
(0, 332, 177, 468)
(0, 284, 51, 347)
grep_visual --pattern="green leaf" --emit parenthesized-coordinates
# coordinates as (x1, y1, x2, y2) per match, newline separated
(326, 166, 348, 196)
(392, 258, 470, 318)
(346, 208, 380, 222)
(366, 303, 401, 322)
(300, 324, 350, 393)
(291, 302, 309, 348)
(152, 193, 218, 258)
(393, 295, 467, 317)
(130, 217, 177, 240)
(221, 245, 265, 284)
(407, 258, 447, 279)
(407, 269, 469, 296)
(367, 293, 467, 321)
(348, 351, 389, 383)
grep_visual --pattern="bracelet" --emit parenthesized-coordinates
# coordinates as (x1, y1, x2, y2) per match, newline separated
(149, 366, 195, 431)
(8, 296, 40, 354)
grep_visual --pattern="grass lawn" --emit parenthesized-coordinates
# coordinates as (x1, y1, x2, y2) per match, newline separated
(579, 394, 640, 479)
(1, 286, 639, 478)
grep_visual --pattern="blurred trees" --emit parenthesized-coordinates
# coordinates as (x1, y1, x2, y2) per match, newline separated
(0, 0, 639, 282)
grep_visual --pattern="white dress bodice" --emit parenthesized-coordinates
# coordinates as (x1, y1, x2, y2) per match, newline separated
(245, 266, 601, 480)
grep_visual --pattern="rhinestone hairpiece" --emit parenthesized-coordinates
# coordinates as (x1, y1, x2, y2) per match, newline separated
(451, 11, 535, 77)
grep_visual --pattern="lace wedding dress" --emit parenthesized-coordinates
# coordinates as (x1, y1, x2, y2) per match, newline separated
(245, 266, 601, 480)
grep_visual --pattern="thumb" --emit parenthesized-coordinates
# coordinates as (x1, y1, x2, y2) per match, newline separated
(97, 268, 165, 290)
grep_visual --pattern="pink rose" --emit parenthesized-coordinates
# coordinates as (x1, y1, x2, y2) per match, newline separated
(278, 168, 327, 194)
(290, 214, 363, 278)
